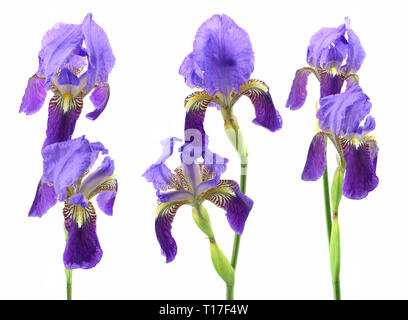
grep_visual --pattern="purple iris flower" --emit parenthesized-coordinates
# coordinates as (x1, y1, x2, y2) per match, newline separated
(286, 17, 365, 108)
(179, 14, 282, 150)
(143, 137, 253, 263)
(19, 13, 115, 149)
(31, 136, 118, 269)
(302, 84, 378, 199)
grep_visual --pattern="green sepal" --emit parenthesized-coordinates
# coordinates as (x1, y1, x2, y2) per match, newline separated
(329, 217, 341, 283)
(331, 166, 344, 213)
(210, 240, 235, 286)
(192, 205, 214, 240)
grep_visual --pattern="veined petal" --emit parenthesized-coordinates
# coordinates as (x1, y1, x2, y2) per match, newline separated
(157, 190, 194, 203)
(240, 79, 282, 132)
(155, 201, 186, 263)
(63, 202, 102, 269)
(28, 181, 57, 217)
(196, 167, 221, 195)
(341, 137, 378, 199)
(143, 137, 181, 191)
(42, 90, 83, 149)
(203, 180, 253, 234)
(319, 72, 344, 98)
(80, 157, 114, 198)
(87, 84, 110, 120)
(20, 76, 47, 115)
(192, 14, 254, 96)
(42, 136, 93, 201)
(89, 177, 118, 215)
(81, 13, 115, 91)
(286, 68, 314, 110)
(301, 133, 327, 181)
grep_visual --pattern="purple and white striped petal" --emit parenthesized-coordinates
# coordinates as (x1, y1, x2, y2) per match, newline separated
(157, 190, 194, 203)
(301, 133, 327, 181)
(20, 76, 47, 115)
(63, 202, 102, 269)
(240, 80, 282, 132)
(28, 181, 57, 217)
(80, 157, 114, 198)
(286, 68, 314, 110)
(204, 179, 253, 234)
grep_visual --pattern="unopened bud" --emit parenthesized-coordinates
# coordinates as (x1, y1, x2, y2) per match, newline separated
(210, 240, 235, 286)
(192, 205, 214, 240)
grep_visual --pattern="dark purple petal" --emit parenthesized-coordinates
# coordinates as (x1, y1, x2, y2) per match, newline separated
(204, 180, 253, 234)
(306, 24, 346, 68)
(143, 137, 181, 191)
(63, 202, 102, 269)
(86, 85, 110, 120)
(81, 13, 115, 91)
(20, 76, 47, 115)
(179, 52, 204, 88)
(192, 14, 254, 96)
(28, 181, 57, 217)
(319, 72, 344, 98)
(343, 18, 366, 73)
(42, 136, 93, 201)
(42, 92, 83, 149)
(155, 202, 185, 263)
(318, 84, 373, 138)
(38, 23, 84, 89)
(80, 157, 114, 197)
(96, 190, 116, 216)
(240, 80, 282, 132)
(286, 68, 313, 110)
(301, 133, 326, 181)
(342, 138, 379, 199)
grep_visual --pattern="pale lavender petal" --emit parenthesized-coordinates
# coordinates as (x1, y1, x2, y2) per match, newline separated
(28, 181, 57, 217)
(157, 190, 194, 203)
(19, 76, 47, 115)
(343, 17, 366, 73)
(179, 52, 203, 88)
(86, 85, 110, 120)
(96, 190, 116, 216)
(80, 157, 114, 197)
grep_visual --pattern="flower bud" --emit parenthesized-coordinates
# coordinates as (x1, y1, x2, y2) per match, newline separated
(329, 216, 341, 284)
(224, 127, 248, 164)
(331, 166, 344, 213)
(210, 240, 235, 286)
(192, 205, 214, 240)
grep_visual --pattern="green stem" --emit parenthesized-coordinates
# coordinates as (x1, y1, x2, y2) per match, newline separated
(226, 163, 247, 300)
(63, 224, 72, 300)
(333, 280, 341, 300)
(322, 137, 332, 244)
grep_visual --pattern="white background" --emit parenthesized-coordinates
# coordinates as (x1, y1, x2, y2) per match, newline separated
(0, 0, 406, 299)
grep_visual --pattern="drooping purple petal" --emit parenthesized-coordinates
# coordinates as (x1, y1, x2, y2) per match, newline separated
(343, 17, 366, 73)
(306, 23, 346, 69)
(96, 190, 116, 216)
(20, 76, 47, 115)
(191, 14, 254, 96)
(179, 52, 204, 88)
(38, 23, 84, 89)
(155, 202, 185, 263)
(319, 72, 344, 98)
(63, 202, 102, 269)
(286, 68, 313, 110)
(240, 80, 282, 132)
(41, 136, 93, 201)
(42, 91, 83, 149)
(204, 180, 253, 234)
(80, 157, 114, 197)
(301, 133, 326, 181)
(81, 13, 115, 92)
(143, 137, 181, 191)
(28, 181, 57, 217)
(318, 84, 373, 138)
(86, 85, 110, 120)
(341, 138, 379, 199)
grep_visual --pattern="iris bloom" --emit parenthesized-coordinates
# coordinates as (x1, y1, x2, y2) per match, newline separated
(143, 137, 253, 262)
(286, 17, 365, 107)
(35, 136, 118, 269)
(20, 13, 115, 149)
(179, 14, 282, 158)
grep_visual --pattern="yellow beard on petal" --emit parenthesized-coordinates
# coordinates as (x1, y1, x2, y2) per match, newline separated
(62, 93, 74, 113)
(330, 67, 338, 76)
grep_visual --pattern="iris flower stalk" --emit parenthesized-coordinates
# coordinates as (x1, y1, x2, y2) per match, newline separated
(179, 14, 282, 299)
(20, 14, 115, 299)
(143, 137, 253, 294)
(286, 18, 378, 299)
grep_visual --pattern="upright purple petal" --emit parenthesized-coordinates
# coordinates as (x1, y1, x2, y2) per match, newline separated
(301, 133, 326, 181)
(20, 76, 47, 115)
(343, 17, 366, 73)
(63, 202, 102, 269)
(86, 85, 110, 120)
(204, 180, 253, 234)
(143, 137, 181, 191)
(286, 68, 313, 110)
(240, 80, 282, 132)
(38, 23, 84, 89)
(80, 157, 114, 197)
(342, 138, 378, 199)
(155, 202, 185, 263)
(179, 52, 204, 88)
(318, 85, 373, 138)
(28, 181, 57, 217)
(41, 136, 93, 200)
(192, 14, 254, 96)
(81, 13, 115, 91)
